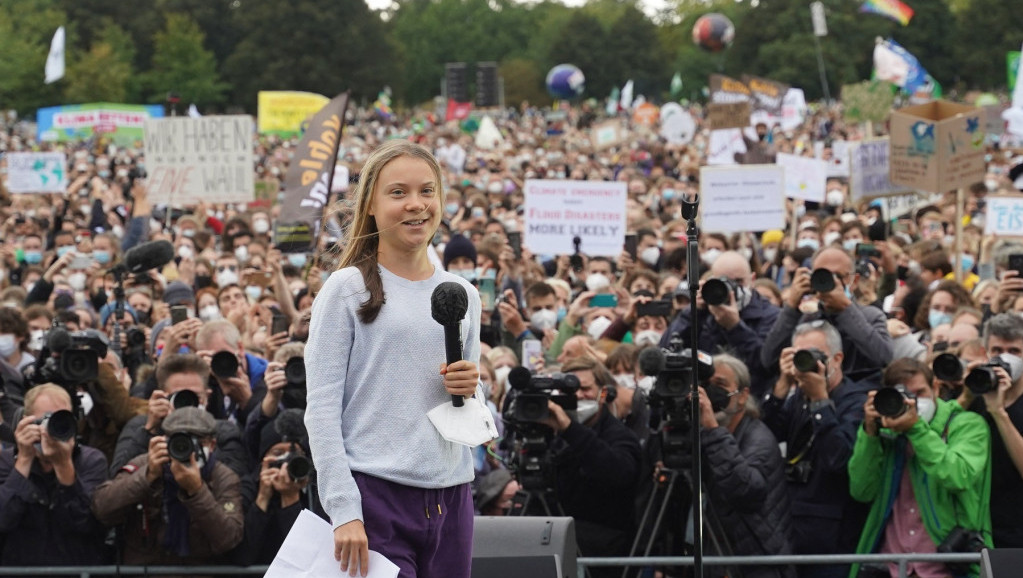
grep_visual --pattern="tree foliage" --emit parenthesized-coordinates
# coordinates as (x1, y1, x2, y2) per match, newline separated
(143, 13, 229, 108)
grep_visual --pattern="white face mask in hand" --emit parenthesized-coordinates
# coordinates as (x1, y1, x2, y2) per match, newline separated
(587, 316, 613, 340)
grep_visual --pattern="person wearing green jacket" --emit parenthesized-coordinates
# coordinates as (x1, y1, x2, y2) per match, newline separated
(848, 358, 992, 578)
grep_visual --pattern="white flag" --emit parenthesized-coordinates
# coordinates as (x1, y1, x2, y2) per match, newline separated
(187, 104, 201, 118)
(44, 26, 65, 84)
(620, 80, 634, 111)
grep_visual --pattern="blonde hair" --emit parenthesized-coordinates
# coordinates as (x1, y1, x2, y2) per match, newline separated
(337, 140, 444, 323)
(24, 384, 72, 415)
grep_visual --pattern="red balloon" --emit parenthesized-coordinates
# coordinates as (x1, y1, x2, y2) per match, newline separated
(692, 13, 735, 53)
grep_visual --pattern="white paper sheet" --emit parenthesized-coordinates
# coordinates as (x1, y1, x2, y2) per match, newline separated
(265, 509, 399, 578)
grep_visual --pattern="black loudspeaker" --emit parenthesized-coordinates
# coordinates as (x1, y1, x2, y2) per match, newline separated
(475, 61, 499, 108)
(471, 516, 576, 578)
(980, 548, 1023, 578)
(445, 62, 469, 104)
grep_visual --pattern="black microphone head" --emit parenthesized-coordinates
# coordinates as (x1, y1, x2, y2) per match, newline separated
(123, 240, 175, 274)
(47, 327, 72, 354)
(507, 366, 533, 391)
(638, 347, 666, 377)
(274, 408, 308, 443)
(431, 281, 468, 326)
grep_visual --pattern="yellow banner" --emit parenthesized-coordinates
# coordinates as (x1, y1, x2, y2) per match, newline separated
(257, 91, 330, 137)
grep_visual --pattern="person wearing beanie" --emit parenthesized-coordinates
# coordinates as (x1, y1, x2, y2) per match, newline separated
(443, 234, 478, 281)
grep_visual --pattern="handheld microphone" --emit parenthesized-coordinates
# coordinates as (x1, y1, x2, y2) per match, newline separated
(638, 347, 666, 377)
(431, 282, 469, 407)
(116, 240, 175, 274)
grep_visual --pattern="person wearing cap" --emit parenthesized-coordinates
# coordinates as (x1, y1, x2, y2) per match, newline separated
(93, 406, 244, 566)
(0, 384, 108, 566)
(474, 468, 518, 516)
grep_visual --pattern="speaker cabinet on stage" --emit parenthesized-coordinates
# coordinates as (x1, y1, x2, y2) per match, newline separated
(471, 516, 576, 578)
(980, 548, 1023, 578)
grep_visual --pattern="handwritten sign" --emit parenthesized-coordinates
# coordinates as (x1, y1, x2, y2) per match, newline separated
(707, 102, 752, 130)
(776, 153, 827, 202)
(590, 121, 626, 150)
(700, 165, 786, 233)
(523, 180, 627, 257)
(849, 139, 904, 201)
(5, 152, 67, 194)
(984, 195, 1023, 237)
(144, 115, 255, 206)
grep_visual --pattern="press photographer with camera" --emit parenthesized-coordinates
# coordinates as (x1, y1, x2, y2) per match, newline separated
(243, 342, 307, 467)
(696, 353, 795, 578)
(195, 319, 269, 426)
(0, 384, 107, 565)
(92, 406, 244, 566)
(849, 358, 992, 578)
(761, 247, 893, 382)
(761, 320, 872, 578)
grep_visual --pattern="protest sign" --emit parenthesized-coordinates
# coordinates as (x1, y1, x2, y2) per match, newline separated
(776, 153, 827, 202)
(5, 152, 67, 194)
(257, 91, 330, 137)
(889, 100, 986, 193)
(144, 115, 255, 206)
(814, 140, 851, 177)
(707, 102, 752, 130)
(984, 195, 1023, 237)
(841, 81, 896, 124)
(781, 89, 808, 131)
(742, 75, 789, 116)
(37, 103, 164, 146)
(849, 139, 905, 201)
(707, 129, 746, 165)
(659, 103, 696, 145)
(699, 165, 786, 233)
(590, 120, 627, 150)
(709, 74, 752, 104)
(523, 180, 627, 257)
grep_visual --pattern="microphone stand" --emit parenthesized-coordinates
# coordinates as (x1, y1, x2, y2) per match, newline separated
(680, 194, 704, 578)
(109, 267, 126, 359)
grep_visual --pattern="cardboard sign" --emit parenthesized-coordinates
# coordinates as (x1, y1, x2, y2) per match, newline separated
(590, 120, 627, 150)
(257, 91, 330, 137)
(5, 152, 67, 194)
(707, 102, 752, 130)
(523, 180, 627, 257)
(776, 153, 827, 202)
(699, 165, 786, 233)
(841, 81, 896, 124)
(849, 139, 905, 201)
(742, 75, 789, 116)
(984, 195, 1023, 237)
(144, 115, 255, 206)
(889, 100, 986, 193)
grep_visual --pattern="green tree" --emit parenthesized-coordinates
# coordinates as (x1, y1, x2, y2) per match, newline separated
(547, 11, 614, 98)
(956, 0, 1017, 89)
(64, 41, 132, 103)
(0, 0, 66, 113)
(605, 4, 668, 99)
(501, 58, 548, 107)
(144, 13, 229, 108)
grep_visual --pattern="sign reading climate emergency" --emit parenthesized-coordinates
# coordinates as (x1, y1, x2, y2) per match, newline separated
(523, 179, 627, 257)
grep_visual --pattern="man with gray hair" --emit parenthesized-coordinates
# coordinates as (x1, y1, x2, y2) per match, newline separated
(196, 319, 269, 425)
(695, 353, 794, 577)
(760, 320, 873, 578)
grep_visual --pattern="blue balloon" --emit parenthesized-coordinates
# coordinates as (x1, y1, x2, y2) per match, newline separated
(546, 64, 586, 99)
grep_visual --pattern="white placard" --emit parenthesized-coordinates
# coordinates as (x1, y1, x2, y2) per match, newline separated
(144, 115, 255, 206)
(849, 139, 903, 201)
(699, 165, 786, 233)
(776, 152, 827, 202)
(707, 128, 746, 165)
(5, 152, 67, 193)
(984, 195, 1023, 237)
(814, 140, 851, 177)
(523, 179, 627, 257)
(660, 103, 696, 145)
(781, 88, 807, 132)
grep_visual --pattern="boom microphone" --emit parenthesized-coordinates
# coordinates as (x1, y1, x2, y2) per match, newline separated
(507, 366, 533, 391)
(431, 282, 469, 407)
(118, 240, 175, 274)
(638, 347, 666, 377)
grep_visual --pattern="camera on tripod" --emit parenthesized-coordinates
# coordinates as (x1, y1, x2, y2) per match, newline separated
(505, 369, 580, 423)
(27, 326, 109, 388)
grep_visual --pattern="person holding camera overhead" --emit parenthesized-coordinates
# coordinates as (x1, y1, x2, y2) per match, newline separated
(761, 320, 872, 578)
(92, 406, 244, 566)
(761, 247, 893, 383)
(0, 384, 107, 566)
(848, 358, 992, 578)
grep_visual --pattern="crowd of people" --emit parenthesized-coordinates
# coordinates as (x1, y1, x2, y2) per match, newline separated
(0, 99, 1022, 578)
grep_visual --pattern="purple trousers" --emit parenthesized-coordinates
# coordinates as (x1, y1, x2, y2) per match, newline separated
(353, 471, 473, 578)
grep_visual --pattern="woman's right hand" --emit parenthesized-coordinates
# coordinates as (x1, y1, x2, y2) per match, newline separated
(334, 519, 370, 577)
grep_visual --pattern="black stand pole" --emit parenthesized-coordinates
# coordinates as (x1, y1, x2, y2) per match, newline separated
(109, 269, 126, 359)
(681, 194, 703, 578)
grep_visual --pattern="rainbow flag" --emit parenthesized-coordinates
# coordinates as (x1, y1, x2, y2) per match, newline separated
(860, 0, 914, 26)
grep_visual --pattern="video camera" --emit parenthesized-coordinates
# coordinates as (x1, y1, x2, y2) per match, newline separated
(25, 325, 108, 389)
(505, 368, 580, 423)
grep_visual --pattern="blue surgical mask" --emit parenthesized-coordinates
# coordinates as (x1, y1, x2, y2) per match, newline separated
(24, 251, 43, 264)
(557, 305, 567, 323)
(93, 250, 111, 265)
(662, 189, 676, 201)
(56, 246, 73, 258)
(452, 268, 477, 282)
(961, 254, 975, 272)
(796, 238, 820, 251)
(842, 239, 858, 253)
(244, 285, 263, 301)
(287, 254, 307, 268)
(928, 309, 953, 329)
(445, 202, 460, 215)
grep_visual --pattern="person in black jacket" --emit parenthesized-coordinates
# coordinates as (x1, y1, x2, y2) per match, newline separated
(539, 355, 643, 578)
(696, 353, 794, 578)
(760, 320, 873, 578)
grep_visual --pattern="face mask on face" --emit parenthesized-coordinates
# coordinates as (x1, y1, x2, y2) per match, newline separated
(530, 309, 558, 331)
(112, 225, 125, 238)
(916, 396, 936, 423)
(614, 373, 636, 389)
(985, 178, 999, 192)
(826, 189, 845, 207)
(586, 273, 611, 292)
(24, 251, 43, 265)
(93, 250, 111, 265)
(195, 274, 213, 290)
(823, 231, 841, 247)
(557, 305, 567, 323)
(961, 254, 975, 272)
(199, 305, 222, 321)
(287, 254, 307, 268)
(234, 245, 249, 263)
(56, 246, 73, 258)
(252, 219, 270, 234)
(762, 248, 777, 263)
(575, 399, 599, 423)
(640, 246, 661, 267)
(0, 334, 17, 358)
(177, 245, 194, 260)
(928, 309, 953, 329)
(445, 202, 460, 216)
(68, 272, 87, 291)
(634, 329, 663, 347)
(701, 248, 722, 266)
(797, 238, 820, 251)
(244, 285, 263, 301)
(842, 239, 858, 252)
(738, 247, 753, 261)
(29, 329, 46, 351)
(452, 268, 477, 283)
(587, 316, 613, 340)
(217, 270, 239, 287)
(494, 366, 512, 387)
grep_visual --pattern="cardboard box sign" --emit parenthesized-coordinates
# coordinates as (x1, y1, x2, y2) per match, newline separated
(889, 100, 986, 194)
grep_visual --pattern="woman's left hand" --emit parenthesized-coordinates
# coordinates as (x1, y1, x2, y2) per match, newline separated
(440, 360, 480, 399)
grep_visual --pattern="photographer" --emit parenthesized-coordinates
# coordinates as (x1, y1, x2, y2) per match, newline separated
(92, 407, 244, 565)
(662, 250, 780, 397)
(849, 358, 991, 578)
(696, 354, 795, 578)
(0, 384, 107, 565)
(196, 319, 269, 426)
(761, 320, 872, 578)
(541, 356, 642, 578)
(761, 247, 893, 382)
(243, 342, 307, 467)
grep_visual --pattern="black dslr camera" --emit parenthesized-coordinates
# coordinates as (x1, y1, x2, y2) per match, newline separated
(964, 354, 1022, 394)
(167, 432, 207, 467)
(793, 348, 828, 373)
(810, 268, 837, 293)
(271, 452, 312, 482)
(874, 384, 916, 418)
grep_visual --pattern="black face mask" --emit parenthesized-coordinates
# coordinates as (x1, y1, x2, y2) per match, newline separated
(135, 309, 151, 326)
(706, 385, 734, 413)
(896, 265, 910, 281)
(195, 275, 213, 290)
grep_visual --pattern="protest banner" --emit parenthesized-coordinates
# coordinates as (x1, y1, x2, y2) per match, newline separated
(984, 195, 1023, 237)
(889, 100, 986, 193)
(699, 165, 786, 233)
(707, 102, 752, 130)
(849, 138, 905, 201)
(742, 75, 789, 116)
(781, 88, 808, 131)
(660, 103, 696, 145)
(776, 153, 827, 202)
(278, 93, 350, 253)
(841, 81, 896, 124)
(590, 120, 627, 150)
(257, 91, 330, 137)
(5, 152, 67, 194)
(523, 180, 627, 257)
(814, 140, 851, 178)
(144, 115, 255, 206)
(707, 129, 746, 165)
(709, 74, 752, 104)
(37, 103, 164, 146)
